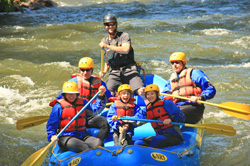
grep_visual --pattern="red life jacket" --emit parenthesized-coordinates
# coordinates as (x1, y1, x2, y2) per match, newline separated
(114, 99, 135, 124)
(170, 68, 202, 102)
(72, 74, 102, 102)
(57, 98, 87, 132)
(146, 100, 173, 132)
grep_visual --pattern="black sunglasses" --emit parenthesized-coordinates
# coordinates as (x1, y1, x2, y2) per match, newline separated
(104, 22, 116, 27)
(80, 68, 92, 72)
(171, 61, 181, 65)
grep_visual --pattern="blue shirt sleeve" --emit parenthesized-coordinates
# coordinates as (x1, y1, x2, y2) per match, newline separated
(163, 99, 185, 122)
(129, 104, 145, 119)
(101, 80, 112, 99)
(191, 69, 216, 100)
(86, 97, 106, 115)
(46, 103, 62, 142)
(107, 103, 121, 132)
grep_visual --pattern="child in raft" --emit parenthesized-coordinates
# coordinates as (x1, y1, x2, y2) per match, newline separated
(134, 84, 185, 148)
(107, 84, 145, 146)
(46, 81, 106, 153)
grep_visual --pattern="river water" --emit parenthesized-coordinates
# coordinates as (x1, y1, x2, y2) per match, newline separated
(0, 0, 249, 165)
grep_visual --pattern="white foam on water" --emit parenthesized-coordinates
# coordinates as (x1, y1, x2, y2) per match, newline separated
(205, 110, 230, 119)
(9, 75, 35, 86)
(0, 86, 27, 105)
(228, 36, 250, 49)
(200, 28, 231, 36)
(13, 26, 24, 30)
(194, 62, 250, 69)
(44, 61, 72, 68)
(6, 117, 15, 125)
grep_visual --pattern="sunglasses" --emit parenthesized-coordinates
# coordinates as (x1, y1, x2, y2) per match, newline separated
(80, 68, 92, 72)
(104, 22, 116, 27)
(171, 61, 181, 65)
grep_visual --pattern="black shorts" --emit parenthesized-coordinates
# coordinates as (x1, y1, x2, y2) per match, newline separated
(107, 65, 144, 93)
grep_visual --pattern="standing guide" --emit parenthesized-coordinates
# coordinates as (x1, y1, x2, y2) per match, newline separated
(99, 13, 144, 96)
(162, 52, 216, 124)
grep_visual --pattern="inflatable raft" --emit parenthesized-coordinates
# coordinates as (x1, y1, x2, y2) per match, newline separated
(48, 74, 204, 166)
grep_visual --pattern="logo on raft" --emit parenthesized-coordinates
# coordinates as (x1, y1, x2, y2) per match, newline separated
(151, 152, 167, 161)
(68, 157, 81, 166)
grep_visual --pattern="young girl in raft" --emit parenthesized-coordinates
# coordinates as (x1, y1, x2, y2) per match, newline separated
(46, 81, 106, 153)
(107, 84, 145, 146)
(134, 84, 185, 148)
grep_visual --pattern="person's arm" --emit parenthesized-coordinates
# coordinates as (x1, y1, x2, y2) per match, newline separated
(101, 80, 112, 98)
(99, 33, 131, 54)
(131, 104, 146, 119)
(46, 103, 62, 142)
(163, 99, 185, 123)
(101, 42, 130, 54)
(87, 97, 106, 116)
(191, 69, 216, 100)
(107, 104, 121, 131)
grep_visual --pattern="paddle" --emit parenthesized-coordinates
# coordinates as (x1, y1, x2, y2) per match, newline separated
(21, 91, 101, 166)
(160, 93, 250, 120)
(118, 117, 236, 137)
(101, 49, 104, 73)
(16, 102, 113, 130)
(16, 116, 50, 130)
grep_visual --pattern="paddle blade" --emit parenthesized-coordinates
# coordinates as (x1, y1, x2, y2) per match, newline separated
(186, 123, 236, 137)
(220, 102, 250, 120)
(16, 116, 49, 130)
(21, 141, 53, 166)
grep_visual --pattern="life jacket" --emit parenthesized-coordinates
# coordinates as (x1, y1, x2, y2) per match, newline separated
(104, 32, 136, 69)
(71, 74, 101, 102)
(57, 98, 87, 132)
(114, 98, 135, 124)
(170, 68, 202, 102)
(146, 100, 173, 132)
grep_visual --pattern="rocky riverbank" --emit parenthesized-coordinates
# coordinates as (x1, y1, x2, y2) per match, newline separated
(0, 0, 60, 13)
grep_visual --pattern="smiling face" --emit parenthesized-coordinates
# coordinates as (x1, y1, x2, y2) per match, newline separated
(65, 93, 77, 103)
(104, 22, 117, 35)
(119, 90, 131, 103)
(171, 61, 184, 73)
(80, 68, 93, 80)
(146, 91, 157, 103)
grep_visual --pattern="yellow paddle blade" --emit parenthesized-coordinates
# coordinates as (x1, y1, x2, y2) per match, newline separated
(16, 116, 49, 130)
(185, 123, 236, 137)
(220, 102, 250, 120)
(106, 102, 113, 106)
(21, 141, 54, 166)
(160, 93, 250, 120)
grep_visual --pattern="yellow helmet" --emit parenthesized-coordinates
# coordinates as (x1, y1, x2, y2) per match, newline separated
(117, 84, 133, 94)
(78, 57, 94, 69)
(62, 81, 79, 94)
(169, 52, 187, 65)
(145, 84, 160, 93)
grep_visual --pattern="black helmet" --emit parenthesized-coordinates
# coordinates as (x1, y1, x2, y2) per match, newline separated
(103, 13, 117, 23)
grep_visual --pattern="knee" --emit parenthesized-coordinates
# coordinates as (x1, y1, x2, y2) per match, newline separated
(100, 120, 110, 129)
(95, 138, 104, 147)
